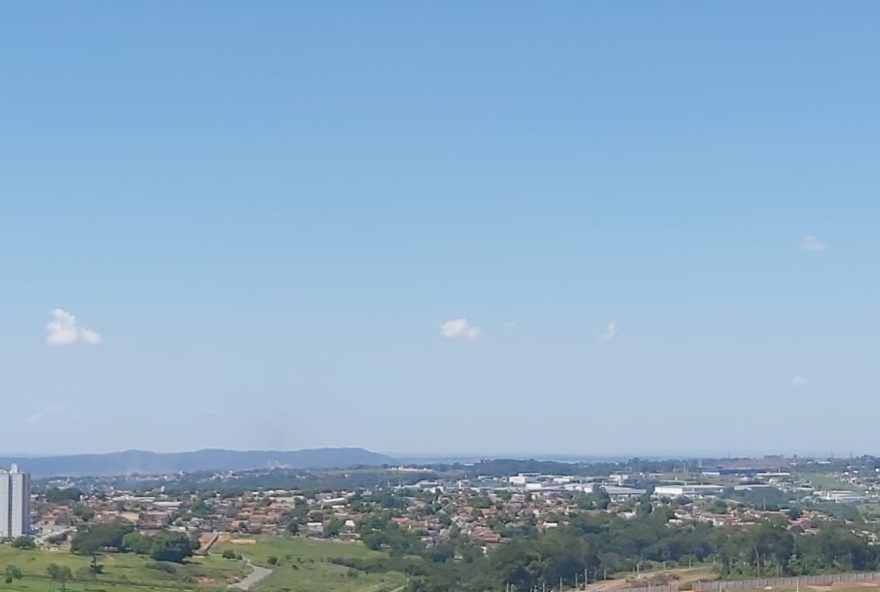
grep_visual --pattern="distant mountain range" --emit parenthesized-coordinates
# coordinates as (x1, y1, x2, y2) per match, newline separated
(0, 448, 397, 478)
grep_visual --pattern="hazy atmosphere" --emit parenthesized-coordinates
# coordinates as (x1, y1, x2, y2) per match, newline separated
(2, 2, 879, 456)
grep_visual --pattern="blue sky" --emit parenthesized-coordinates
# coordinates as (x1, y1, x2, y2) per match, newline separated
(1, 2, 879, 455)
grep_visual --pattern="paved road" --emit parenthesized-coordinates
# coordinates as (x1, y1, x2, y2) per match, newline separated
(230, 560, 273, 590)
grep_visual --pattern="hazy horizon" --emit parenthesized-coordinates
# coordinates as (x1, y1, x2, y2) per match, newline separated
(0, 446, 873, 463)
(3, 2, 879, 455)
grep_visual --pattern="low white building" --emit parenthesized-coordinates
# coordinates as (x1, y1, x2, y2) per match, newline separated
(816, 490, 865, 504)
(654, 484, 724, 498)
(508, 473, 540, 486)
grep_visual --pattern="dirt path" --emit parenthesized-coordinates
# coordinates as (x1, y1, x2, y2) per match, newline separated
(229, 560, 273, 590)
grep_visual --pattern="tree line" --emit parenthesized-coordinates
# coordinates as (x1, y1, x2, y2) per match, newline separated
(70, 520, 199, 563)
(334, 504, 880, 592)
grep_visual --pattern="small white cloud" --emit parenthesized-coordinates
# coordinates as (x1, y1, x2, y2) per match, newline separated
(597, 321, 617, 343)
(26, 403, 67, 424)
(504, 321, 517, 329)
(800, 236, 829, 252)
(198, 405, 218, 415)
(791, 375, 810, 387)
(46, 308, 102, 346)
(441, 318, 484, 340)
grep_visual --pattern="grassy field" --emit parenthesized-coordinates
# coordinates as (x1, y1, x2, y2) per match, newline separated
(802, 473, 862, 492)
(212, 536, 407, 592)
(0, 536, 405, 592)
(0, 544, 247, 591)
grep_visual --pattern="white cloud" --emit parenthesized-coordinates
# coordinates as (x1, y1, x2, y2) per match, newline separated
(26, 403, 67, 424)
(198, 405, 218, 415)
(46, 308, 102, 346)
(800, 236, 829, 252)
(791, 375, 810, 387)
(597, 321, 617, 343)
(441, 318, 484, 340)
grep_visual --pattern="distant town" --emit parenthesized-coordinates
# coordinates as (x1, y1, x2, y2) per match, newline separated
(3, 452, 880, 591)
(23, 454, 880, 548)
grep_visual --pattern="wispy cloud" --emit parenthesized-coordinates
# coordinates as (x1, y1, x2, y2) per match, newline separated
(26, 403, 67, 424)
(441, 318, 484, 340)
(791, 375, 810, 387)
(597, 321, 617, 344)
(46, 308, 102, 346)
(799, 236, 829, 252)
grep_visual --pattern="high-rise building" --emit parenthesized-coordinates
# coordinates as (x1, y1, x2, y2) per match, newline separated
(0, 465, 31, 538)
(0, 472, 9, 538)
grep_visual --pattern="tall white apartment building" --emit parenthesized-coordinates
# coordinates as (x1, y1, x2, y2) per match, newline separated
(0, 472, 9, 537)
(0, 465, 31, 538)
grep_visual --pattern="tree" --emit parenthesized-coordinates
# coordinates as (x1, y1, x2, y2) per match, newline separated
(4, 564, 22, 584)
(149, 532, 196, 563)
(190, 498, 210, 517)
(593, 485, 611, 510)
(325, 518, 343, 538)
(71, 521, 133, 554)
(72, 504, 96, 522)
(426, 540, 455, 563)
(122, 532, 154, 555)
(89, 552, 104, 574)
(267, 556, 279, 565)
(45, 487, 83, 504)
(46, 563, 72, 591)
(222, 549, 238, 560)
(10, 536, 35, 549)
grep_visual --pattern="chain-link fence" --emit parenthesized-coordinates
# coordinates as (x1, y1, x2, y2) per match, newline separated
(693, 572, 880, 592)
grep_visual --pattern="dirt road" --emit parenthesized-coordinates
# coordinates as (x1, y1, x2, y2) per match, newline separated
(230, 560, 273, 590)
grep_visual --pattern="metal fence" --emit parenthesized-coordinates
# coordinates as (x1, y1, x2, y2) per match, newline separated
(612, 583, 680, 592)
(693, 572, 880, 592)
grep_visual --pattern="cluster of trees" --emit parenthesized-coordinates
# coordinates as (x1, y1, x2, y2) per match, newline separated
(122, 531, 198, 563)
(483, 507, 880, 589)
(70, 521, 198, 564)
(340, 502, 880, 592)
(70, 522, 132, 555)
(281, 498, 343, 538)
(44, 487, 84, 504)
(357, 511, 424, 556)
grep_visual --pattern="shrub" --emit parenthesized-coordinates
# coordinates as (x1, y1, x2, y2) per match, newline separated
(10, 536, 35, 549)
